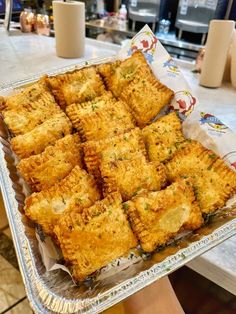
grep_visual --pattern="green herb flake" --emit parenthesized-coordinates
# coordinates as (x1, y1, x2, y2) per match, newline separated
(132, 187, 142, 197)
(123, 203, 129, 211)
(208, 153, 216, 159)
(92, 104, 98, 111)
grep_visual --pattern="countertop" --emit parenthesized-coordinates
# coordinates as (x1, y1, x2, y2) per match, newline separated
(1, 27, 236, 299)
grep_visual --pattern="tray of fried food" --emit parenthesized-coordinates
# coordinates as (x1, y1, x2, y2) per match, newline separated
(1, 50, 236, 291)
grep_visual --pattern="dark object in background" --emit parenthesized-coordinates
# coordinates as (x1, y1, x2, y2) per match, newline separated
(104, 0, 115, 12)
(159, 0, 179, 31)
(229, 0, 236, 20)
(0, 0, 22, 13)
(0, 0, 22, 21)
(175, 0, 228, 45)
(128, 0, 161, 32)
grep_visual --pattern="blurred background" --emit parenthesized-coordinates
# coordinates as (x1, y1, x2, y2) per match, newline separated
(1, 0, 236, 61)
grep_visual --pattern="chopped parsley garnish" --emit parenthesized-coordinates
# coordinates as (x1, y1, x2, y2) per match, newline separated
(208, 153, 216, 159)
(123, 203, 129, 210)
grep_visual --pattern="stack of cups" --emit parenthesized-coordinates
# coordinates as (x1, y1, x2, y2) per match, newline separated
(199, 20, 236, 89)
(53, 0, 85, 58)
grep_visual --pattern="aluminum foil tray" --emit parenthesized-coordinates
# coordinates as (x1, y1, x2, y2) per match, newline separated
(1, 57, 236, 314)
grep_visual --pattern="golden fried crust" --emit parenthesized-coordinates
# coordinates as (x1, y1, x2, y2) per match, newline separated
(67, 97, 135, 142)
(82, 128, 147, 178)
(166, 141, 236, 213)
(11, 113, 72, 159)
(54, 192, 137, 281)
(0, 96, 6, 111)
(166, 140, 215, 181)
(2, 93, 62, 136)
(66, 91, 113, 129)
(46, 67, 105, 109)
(24, 166, 101, 237)
(193, 158, 236, 214)
(1, 80, 49, 112)
(97, 51, 151, 97)
(126, 179, 203, 252)
(17, 134, 82, 192)
(121, 69, 174, 127)
(100, 155, 167, 201)
(142, 112, 185, 162)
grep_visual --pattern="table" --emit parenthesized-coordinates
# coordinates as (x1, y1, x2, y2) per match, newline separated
(1, 27, 236, 298)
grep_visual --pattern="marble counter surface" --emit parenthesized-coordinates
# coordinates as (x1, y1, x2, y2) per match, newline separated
(177, 60, 236, 132)
(0, 28, 119, 86)
(1, 27, 236, 297)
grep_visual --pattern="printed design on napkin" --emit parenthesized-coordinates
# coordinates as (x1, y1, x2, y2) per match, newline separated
(222, 151, 236, 170)
(163, 57, 180, 77)
(169, 90, 196, 120)
(200, 112, 228, 132)
(127, 30, 158, 64)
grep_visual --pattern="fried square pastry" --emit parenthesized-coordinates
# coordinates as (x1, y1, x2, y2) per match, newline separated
(17, 134, 82, 192)
(11, 112, 72, 159)
(54, 192, 137, 281)
(82, 128, 147, 178)
(46, 67, 105, 109)
(24, 166, 101, 237)
(100, 155, 167, 201)
(142, 112, 185, 162)
(97, 50, 151, 97)
(0, 80, 49, 112)
(66, 96, 135, 142)
(126, 179, 203, 252)
(166, 141, 236, 213)
(66, 91, 113, 130)
(121, 70, 174, 127)
(166, 141, 214, 181)
(2, 93, 62, 136)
